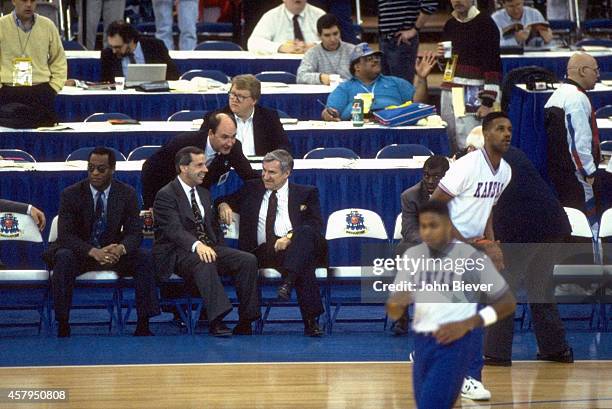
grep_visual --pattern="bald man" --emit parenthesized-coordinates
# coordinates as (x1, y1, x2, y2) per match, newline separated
(544, 52, 601, 223)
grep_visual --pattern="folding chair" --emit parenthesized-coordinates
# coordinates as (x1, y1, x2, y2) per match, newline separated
(325, 208, 390, 333)
(194, 41, 243, 51)
(375, 144, 433, 159)
(179, 69, 231, 84)
(0, 149, 36, 162)
(167, 110, 208, 122)
(595, 105, 612, 119)
(303, 147, 360, 159)
(84, 112, 134, 123)
(66, 147, 127, 161)
(127, 146, 161, 161)
(255, 71, 297, 84)
(598, 209, 612, 331)
(0, 212, 50, 334)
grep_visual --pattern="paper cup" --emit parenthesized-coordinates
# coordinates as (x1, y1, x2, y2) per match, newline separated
(114, 76, 125, 91)
(440, 41, 452, 59)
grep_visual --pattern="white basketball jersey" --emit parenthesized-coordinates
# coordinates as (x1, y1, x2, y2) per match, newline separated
(438, 149, 512, 239)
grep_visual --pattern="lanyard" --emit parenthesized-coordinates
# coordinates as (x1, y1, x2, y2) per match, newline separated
(16, 24, 33, 57)
(358, 80, 377, 99)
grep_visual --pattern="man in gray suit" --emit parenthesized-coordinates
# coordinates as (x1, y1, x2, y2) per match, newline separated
(393, 155, 449, 335)
(0, 199, 46, 269)
(152, 146, 261, 336)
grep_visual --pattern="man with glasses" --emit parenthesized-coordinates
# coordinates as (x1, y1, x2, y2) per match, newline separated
(322, 42, 435, 121)
(45, 147, 160, 338)
(544, 52, 602, 222)
(100, 20, 179, 83)
(216, 74, 290, 157)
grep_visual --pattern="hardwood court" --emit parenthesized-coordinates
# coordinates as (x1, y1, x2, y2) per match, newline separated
(0, 361, 610, 408)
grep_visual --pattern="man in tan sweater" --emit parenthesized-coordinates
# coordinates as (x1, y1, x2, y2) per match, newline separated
(0, 0, 66, 116)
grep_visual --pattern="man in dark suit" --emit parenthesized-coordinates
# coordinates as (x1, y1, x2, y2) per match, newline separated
(216, 149, 326, 337)
(0, 199, 46, 269)
(141, 111, 259, 210)
(47, 147, 160, 337)
(215, 74, 290, 157)
(100, 20, 180, 83)
(153, 146, 260, 336)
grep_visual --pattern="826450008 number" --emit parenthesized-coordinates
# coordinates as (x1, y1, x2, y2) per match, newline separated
(0, 389, 69, 402)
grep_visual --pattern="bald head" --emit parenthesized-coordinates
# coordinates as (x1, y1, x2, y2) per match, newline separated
(567, 52, 599, 90)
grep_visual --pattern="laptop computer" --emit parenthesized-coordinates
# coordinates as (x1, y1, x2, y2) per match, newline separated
(125, 64, 167, 88)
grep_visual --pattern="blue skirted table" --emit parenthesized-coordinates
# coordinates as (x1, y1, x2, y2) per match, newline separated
(55, 85, 330, 122)
(0, 121, 449, 162)
(66, 50, 303, 82)
(0, 160, 423, 268)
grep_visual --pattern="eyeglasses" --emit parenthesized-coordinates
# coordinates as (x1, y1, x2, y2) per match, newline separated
(87, 164, 110, 173)
(228, 92, 252, 103)
(583, 66, 600, 73)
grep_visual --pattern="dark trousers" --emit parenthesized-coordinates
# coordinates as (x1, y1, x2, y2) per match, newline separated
(175, 245, 260, 323)
(255, 225, 325, 320)
(380, 34, 419, 83)
(51, 248, 160, 324)
(0, 83, 57, 116)
(484, 241, 569, 360)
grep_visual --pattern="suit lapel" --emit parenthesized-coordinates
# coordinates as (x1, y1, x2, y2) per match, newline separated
(81, 181, 95, 233)
(288, 183, 299, 227)
(172, 178, 195, 222)
(106, 182, 118, 231)
(196, 186, 217, 242)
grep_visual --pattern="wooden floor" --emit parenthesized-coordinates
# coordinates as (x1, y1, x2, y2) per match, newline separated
(0, 361, 610, 408)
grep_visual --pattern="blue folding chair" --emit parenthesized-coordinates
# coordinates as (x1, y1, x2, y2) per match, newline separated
(195, 22, 233, 36)
(583, 19, 612, 35)
(62, 40, 86, 50)
(375, 144, 433, 159)
(127, 146, 161, 161)
(66, 147, 127, 161)
(179, 69, 231, 83)
(304, 147, 359, 159)
(595, 105, 612, 119)
(576, 38, 612, 48)
(255, 71, 297, 84)
(194, 41, 243, 51)
(0, 149, 36, 162)
(167, 110, 209, 122)
(276, 109, 290, 119)
(84, 112, 134, 123)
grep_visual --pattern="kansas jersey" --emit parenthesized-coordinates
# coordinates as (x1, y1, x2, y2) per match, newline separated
(438, 148, 512, 239)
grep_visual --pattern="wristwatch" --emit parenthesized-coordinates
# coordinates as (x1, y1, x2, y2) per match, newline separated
(286, 231, 293, 240)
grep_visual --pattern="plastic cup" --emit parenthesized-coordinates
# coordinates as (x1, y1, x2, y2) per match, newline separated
(440, 41, 452, 59)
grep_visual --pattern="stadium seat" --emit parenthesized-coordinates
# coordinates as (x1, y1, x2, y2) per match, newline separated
(255, 71, 297, 84)
(84, 112, 134, 123)
(375, 144, 433, 159)
(325, 208, 389, 333)
(62, 40, 86, 51)
(167, 110, 208, 122)
(0, 212, 50, 334)
(303, 147, 359, 160)
(194, 41, 243, 51)
(179, 69, 231, 83)
(0, 149, 36, 162)
(126, 145, 161, 161)
(595, 105, 612, 118)
(66, 147, 127, 162)
(576, 38, 612, 48)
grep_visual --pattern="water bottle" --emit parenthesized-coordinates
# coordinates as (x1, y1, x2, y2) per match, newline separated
(351, 97, 364, 127)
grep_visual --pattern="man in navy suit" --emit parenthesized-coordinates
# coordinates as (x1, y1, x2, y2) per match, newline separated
(46, 147, 160, 337)
(152, 146, 261, 336)
(216, 149, 326, 337)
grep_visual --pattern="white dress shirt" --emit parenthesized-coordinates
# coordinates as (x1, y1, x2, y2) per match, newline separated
(257, 181, 293, 245)
(177, 176, 206, 252)
(234, 109, 255, 156)
(247, 3, 325, 54)
(205, 138, 217, 166)
(89, 183, 112, 215)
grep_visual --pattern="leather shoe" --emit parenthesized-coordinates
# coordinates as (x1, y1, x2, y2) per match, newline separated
(277, 280, 293, 301)
(209, 319, 232, 337)
(537, 347, 574, 363)
(484, 355, 512, 367)
(58, 322, 71, 338)
(392, 313, 409, 336)
(232, 321, 253, 335)
(304, 318, 324, 337)
(134, 321, 154, 337)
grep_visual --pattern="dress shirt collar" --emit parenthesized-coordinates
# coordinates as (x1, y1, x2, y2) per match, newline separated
(89, 183, 111, 203)
(234, 107, 255, 124)
(13, 11, 36, 32)
(205, 137, 217, 165)
(267, 180, 289, 196)
(452, 6, 480, 23)
(177, 176, 197, 198)
(283, 5, 302, 20)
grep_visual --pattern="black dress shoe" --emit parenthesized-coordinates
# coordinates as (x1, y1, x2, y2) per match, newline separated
(277, 280, 293, 301)
(58, 322, 71, 338)
(232, 321, 253, 335)
(134, 321, 154, 336)
(537, 347, 574, 363)
(209, 319, 232, 337)
(392, 313, 409, 336)
(304, 318, 324, 337)
(484, 355, 512, 367)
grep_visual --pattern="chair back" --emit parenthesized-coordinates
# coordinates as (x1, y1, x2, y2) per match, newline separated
(255, 71, 297, 84)
(167, 110, 208, 122)
(84, 112, 133, 123)
(179, 69, 231, 83)
(564, 207, 594, 239)
(375, 144, 433, 159)
(0, 149, 36, 162)
(392, 213, 403, 240)
(66, 147, 127, 161)
(195, 41, 243, 51)
(127, 146, 161, 161)
(595, 105, 612, 119)
(304, 147, 359, 160)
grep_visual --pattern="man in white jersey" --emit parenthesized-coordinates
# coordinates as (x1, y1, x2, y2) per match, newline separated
(430, 111, 513, 400)
(387, 200, 516, 409)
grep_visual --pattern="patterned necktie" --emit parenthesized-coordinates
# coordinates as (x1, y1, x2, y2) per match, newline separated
(292, 14, 304, 42)
(265, 190, 278, 251)
(91, 191, 106, 248)
(190, 188, 214, 246)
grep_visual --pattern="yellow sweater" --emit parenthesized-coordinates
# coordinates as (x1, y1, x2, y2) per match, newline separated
(0, 13, 66, 92)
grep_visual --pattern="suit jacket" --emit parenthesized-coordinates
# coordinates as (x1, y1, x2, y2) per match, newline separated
(217, 179, 325, 254)
(399, 181, 429, 246)
(152, 178, 224, 281)
(216, 105, 291, 156)
(100, 37, 180, 83)
(0, 199, 29, 214)
(141, 131, 259, 209)
(44, 179, 142, 265)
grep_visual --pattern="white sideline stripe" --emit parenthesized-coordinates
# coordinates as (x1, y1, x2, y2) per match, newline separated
(0, 360, 608, 370)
